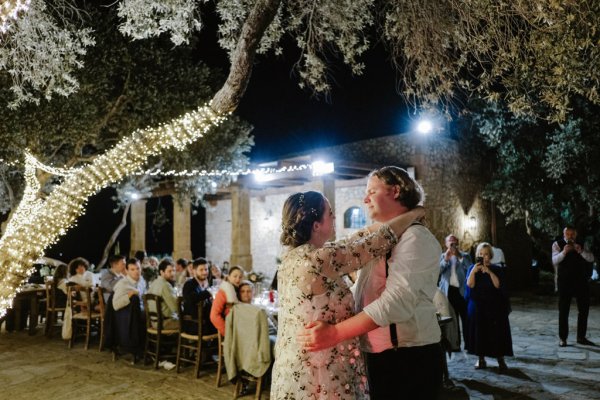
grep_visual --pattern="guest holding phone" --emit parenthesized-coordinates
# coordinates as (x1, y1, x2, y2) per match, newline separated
(465, 242, 513, 371)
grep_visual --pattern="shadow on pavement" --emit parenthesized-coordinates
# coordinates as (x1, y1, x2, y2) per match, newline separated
(459, 379, 538, 399)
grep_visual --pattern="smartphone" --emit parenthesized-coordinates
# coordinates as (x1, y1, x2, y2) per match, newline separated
(476, 256, 484, 264)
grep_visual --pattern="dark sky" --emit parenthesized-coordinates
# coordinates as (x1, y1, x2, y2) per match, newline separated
(236, 45, 413, 162)
(194, 16, 414, 163)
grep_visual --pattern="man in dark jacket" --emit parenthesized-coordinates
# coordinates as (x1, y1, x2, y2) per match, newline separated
(182, 258, 217, 335)
(552, 226, 595, 347)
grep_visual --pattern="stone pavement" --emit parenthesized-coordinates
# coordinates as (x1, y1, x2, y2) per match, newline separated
(1, 293, 599, 399)
(442, 294, 600, 400)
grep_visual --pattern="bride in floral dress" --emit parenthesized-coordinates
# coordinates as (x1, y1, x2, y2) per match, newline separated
(271, 191, 424, 399)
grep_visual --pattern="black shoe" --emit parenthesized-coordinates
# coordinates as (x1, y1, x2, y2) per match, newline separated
(577, 338, 596, 346)
(559, 340, 567, 347)
(498, 358, 508, 371)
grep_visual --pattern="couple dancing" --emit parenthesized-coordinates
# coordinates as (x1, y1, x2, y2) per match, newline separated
(271, 166, 444, 400)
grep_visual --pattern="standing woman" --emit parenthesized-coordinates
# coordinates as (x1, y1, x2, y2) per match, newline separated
(465, 242, 513, 370)
(271, 191, 424, 400)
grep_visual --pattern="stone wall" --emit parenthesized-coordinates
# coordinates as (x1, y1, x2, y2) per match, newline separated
(205, 132, 531, 289)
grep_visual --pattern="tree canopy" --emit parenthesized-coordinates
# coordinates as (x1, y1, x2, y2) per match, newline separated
(2, 1, 599, 120)
(0, 5, 253, 215)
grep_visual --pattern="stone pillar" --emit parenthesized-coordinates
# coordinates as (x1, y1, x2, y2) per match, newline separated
(321, 176, 336, 241)
(130, 200, 147, 257)
(172, 196, 193, 260)
(230, 185, 253, 271)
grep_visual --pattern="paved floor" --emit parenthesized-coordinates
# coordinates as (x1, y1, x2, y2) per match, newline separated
(1, 293, 599, 399)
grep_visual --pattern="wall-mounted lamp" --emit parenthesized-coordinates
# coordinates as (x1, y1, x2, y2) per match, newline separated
(466, 215, 477, 231)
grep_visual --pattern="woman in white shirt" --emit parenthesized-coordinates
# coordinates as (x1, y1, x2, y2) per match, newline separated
(68, 257, 94, 287)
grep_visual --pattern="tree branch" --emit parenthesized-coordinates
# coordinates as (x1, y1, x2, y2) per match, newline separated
(211, 0, 281, 113)
(97, 202, 131, 270)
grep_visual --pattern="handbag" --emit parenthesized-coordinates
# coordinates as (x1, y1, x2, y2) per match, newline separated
(62, 291, 72, 340)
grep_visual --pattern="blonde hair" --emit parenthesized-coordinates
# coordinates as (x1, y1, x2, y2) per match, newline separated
(475, 242, 494, 259)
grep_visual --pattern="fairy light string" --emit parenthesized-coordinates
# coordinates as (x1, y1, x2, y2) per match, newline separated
(0, 103, 225, 317)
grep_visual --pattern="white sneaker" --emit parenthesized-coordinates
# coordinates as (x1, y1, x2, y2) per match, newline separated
(162, 361, 176, 370)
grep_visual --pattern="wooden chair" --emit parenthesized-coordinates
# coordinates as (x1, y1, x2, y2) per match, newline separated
(175, 297, 219, 378)
(44, 280, 66, 338)
(216, 334, 225, 387)
(67, 285, 105, 351)
(143, 294, 179, 369)
(224, 304, 271, 400)
(234, 371, 264, 400)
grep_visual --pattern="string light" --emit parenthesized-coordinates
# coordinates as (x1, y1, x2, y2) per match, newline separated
(0, 103, 226, 317)
(4, 153, 315, 179)
(133, 163, 311, 177)
(0, 0, 30, 33)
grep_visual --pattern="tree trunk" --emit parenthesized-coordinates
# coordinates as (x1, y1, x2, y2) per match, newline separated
(96, 202, 131, 271)
(0, 0, 282, 317)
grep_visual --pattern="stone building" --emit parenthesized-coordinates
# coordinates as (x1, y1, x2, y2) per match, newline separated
(131, 131, 531, 289)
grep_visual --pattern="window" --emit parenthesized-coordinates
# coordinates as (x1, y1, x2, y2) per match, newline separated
(344, 206, 366, 229)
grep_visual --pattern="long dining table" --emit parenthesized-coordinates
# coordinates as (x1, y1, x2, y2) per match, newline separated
(12, 284, 47, 335)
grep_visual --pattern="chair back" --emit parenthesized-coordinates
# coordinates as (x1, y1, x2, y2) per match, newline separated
(143, 293, 166, 333)
(45, 280, 66, 311)
(177, 297, 209, 337)
(223, 303, 271, 382)
(96, 287, 106, 318)
(68, 284, 93, 317)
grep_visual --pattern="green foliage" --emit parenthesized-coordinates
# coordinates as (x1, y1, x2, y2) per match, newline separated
(0, 5, 252, 214)
(470, 97, 600, 244)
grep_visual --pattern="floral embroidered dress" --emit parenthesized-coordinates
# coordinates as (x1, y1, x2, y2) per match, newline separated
(271, 225, 398, 400)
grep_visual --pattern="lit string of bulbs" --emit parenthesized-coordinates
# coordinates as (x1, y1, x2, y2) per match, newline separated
(2, 153, 315, 179)
(0, 0, 30, 33)
(0, 103, 225, 317)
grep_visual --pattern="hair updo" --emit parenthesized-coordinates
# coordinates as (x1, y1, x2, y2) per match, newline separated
(369, 166, 423, 209)
(280, 191, 327, 248)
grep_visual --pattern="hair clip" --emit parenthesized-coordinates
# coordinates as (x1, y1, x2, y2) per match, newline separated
(298, 193, 305, 207)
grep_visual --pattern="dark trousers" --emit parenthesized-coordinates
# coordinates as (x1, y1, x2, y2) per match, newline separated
(558, 281, 590, 341)
(365, 343, 443, 400)
(448, 286, 468, 345)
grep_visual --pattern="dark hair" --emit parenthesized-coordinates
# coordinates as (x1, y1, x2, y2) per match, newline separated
(228, 265, 243, 276)
(192, 257, 209, 268)
(134, 250, 147, 263)
(158, 257, 174, 273)
(53, 264, 68, 281)
(176, 258, 189, 268)
(68, 257, 90, 276)
(108, 254, 126, 267)
(280, 191, 327, 248)
(126, 258, 140, 270)
(368, 166, 423, 209)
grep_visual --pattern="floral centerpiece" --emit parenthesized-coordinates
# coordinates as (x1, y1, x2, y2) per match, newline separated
(247, 270, 265, 284)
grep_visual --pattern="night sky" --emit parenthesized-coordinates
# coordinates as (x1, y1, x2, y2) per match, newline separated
(236, 44, 413, 162)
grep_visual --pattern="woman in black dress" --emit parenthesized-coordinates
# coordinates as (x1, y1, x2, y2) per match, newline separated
(465, 242, 513, 370)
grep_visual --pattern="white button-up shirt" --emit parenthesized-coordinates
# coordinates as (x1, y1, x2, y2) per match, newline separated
(355, 224, 442, 353)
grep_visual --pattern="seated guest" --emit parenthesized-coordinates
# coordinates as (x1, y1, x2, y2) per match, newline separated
(113, 259, 143, 311)
(100, 255, 126, 302)
(68, 257, 94, 287)
(148, 258, 178, 329)
(53, 263, 69, 307)
(210, 266, 244, 337)
(175, 258, 190, 289)
(106, 258, 145, 359)
(208, 263, 223, 287)
(182, 258, 217, 335)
